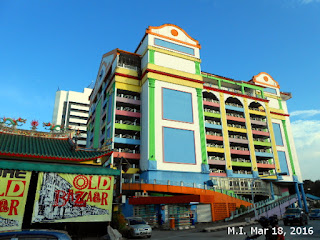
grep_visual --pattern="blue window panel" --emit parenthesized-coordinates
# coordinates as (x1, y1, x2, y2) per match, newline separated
(232, 173, 254, 179)
(114, 137, 140, 145)
(155, 38, 195, 55)
(107, 94, 113, 123)
(278, 151, 289, 175)
(205, 123, 222, 130)
(163, 88, 193, 123)
(106, 128, 111, 139)
(163, 127, 196, 164)
(264, 88, 277, 94)
(225, 105, 244, 112)
(255, 152, 274, 158)
(272, 123, 284, 146)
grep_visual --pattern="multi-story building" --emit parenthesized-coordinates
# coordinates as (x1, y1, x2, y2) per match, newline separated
(52, 88, 92, 147)
(87, 24, 308, 222)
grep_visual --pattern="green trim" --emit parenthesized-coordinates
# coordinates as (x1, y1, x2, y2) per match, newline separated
(241, 85, 245, 94)
(104, 92, 110, 140)
(196, 88, 208, 165)
(282, 120, 296, 175)
(231, 161, 252, 167)
(253, 141, 272, 147)
(110, 83, 116, 139)
(204, 112, 221, 118)
(195, 62, 201, 75)
(261, 90, 265, 99)
(115, 123, 141, 131)
(242, 83, 264, 91)
(0, 160, 120, 176)
(149, 79, 156, 160)
(149, 50, 155, 64)
(278, 99, 283, 110)
(93, 99, 102, 148)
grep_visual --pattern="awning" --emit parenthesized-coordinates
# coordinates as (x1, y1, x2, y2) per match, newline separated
(0, 160, 120, 176)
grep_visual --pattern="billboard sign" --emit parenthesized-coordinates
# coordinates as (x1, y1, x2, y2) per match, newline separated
(32, 172, 114, 223)
(0, 169, 31, 232)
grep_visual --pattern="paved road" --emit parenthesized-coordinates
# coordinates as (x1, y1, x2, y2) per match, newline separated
(149, 220, 320, 240)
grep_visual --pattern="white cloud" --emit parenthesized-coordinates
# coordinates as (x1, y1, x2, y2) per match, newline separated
(291, 120, 320, 181)
(290, 109, 320, 118)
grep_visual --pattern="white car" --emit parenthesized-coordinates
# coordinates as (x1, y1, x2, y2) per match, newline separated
(125, 217, 152, 238)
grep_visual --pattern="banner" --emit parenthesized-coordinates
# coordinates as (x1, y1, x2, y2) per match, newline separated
(0, 169, 31, 232)
(32, 172, 114, 223)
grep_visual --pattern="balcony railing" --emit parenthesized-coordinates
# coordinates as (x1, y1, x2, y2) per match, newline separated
(252, 127, 268, 132)
(206, 131, 223, 136)
(257, 160, 274, 164)
(230, 146, 249, 151)
(229, 135, 247, 140)
(117, 93, 140, 100)
(205, 120, 221, 125)
(115, 119, 139, 126)
(255, 149, 271, 153)
(203, 98, 219, 103)
(204, 108, 220, 114)
(250, 117, 265, 122)
(249, 107, 265, 112)
(228, 123, 246, 129)
(114, 134, 140, 140)
(233, 170, 252, 175)
(226, 113, 244, 118)
(208, 156, 225, 161)
(226, 102, 243, 108)
(232, 158, 250, 163)
(113, 148, 140, 154)
(210, 169, 226, 173)
(253, 138, 270, 142)
(207, 143, 224, 148)
(116, 106, 140, 113)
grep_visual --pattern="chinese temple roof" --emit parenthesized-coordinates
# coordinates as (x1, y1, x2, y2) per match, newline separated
(0, 127, 111, 162)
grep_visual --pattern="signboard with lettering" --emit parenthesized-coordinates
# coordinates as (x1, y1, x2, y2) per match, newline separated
(32, 172, 114, 223)
(0, 169, 31, 232)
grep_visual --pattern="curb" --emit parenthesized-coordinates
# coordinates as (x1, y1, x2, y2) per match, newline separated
(203, 221, 257, 233)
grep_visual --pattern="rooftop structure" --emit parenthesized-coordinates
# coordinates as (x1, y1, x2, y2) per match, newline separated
(52, 88, 92, 148)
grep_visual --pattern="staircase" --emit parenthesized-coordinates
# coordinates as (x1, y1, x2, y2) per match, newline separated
(226, 194, 298, 222)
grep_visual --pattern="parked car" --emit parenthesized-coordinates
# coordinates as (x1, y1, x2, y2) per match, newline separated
(283, 208, 308, 226)
(309, 208, 320, 220)
(0, 229, 72, 240)
(125, 217, 152, 238)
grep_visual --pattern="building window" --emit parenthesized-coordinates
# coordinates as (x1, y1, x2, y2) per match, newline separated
(277, 151, 289, 175)
(154, 38, 195, 55)
(264, 87, 277, 95)
(272, 123, 284, 146)
(162, 88, 193, 123)
(163, 127, 196, 164)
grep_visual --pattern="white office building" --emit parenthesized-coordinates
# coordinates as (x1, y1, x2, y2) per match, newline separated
(52, 88, 92, 147)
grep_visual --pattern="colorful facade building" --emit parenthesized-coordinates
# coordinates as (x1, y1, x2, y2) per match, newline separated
(0, 119, 118, 236)
(87, 24, 307, 223)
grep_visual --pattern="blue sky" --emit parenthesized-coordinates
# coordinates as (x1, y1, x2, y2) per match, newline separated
(0, 0, 319, 180)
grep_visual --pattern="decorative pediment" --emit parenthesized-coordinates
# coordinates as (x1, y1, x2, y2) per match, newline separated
(92, 50, 118, 97)
(252, 72, 280, 89)
(146, 24, 201, 49)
